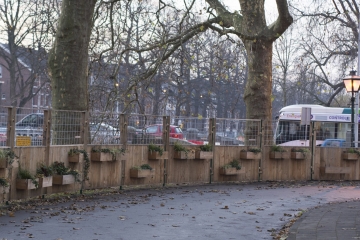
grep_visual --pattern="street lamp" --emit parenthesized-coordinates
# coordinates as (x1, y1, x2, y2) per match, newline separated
(343, 70, 360, 147)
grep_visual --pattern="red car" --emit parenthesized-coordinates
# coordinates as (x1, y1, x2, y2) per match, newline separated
(145, 124, 184, 139)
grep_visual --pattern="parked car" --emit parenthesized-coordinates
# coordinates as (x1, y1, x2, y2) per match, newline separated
(90, 122, 120, 144)
(183, 128, 208, 145)
(0, 113, 44, 146)
(133, 124, 184, 144)
(144, 124, 183, 139)
(320, 139, 346, 147)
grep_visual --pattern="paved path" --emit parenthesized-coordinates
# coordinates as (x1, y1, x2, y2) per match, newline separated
(288, 201, 360, 240)
(0, 181, 360, 240)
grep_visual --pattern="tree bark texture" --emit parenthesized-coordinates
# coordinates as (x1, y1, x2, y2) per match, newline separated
(48, 0, 96, 111)
(206, 0, 292, 121)
(48, 0, 96, 144)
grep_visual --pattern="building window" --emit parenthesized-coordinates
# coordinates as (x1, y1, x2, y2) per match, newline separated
(0, 66, 2, 78)
(1, 94, 4, 100)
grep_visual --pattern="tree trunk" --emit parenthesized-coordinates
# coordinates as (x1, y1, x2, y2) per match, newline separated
(243, 40, 273, 121)
(48, 0, 96, 111)
(48, 0, 96, 144)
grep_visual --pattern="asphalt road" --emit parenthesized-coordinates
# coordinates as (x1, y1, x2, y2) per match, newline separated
(1, 181, 360, 240)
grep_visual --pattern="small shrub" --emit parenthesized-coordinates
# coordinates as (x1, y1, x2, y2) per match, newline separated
(17, 166, 38, 188)
(174, 142, 188, 152)
(241, 148, 261, 154)
(270, 145, 286, 152)
(131, 164, 153, 170)
(148, 144, 164, 156)
(199, 144, 212, 152)
(0, 178, 8, 187)
(291, 148, 309, 153)
(344, 148, 360, 156)
(223, 159, 241, 170)
(51, 161, 80, 182)
(36, 164, 53, 178)
(68, 148, 90, 181)
(91, 147, 125, 160)
(0, 148, 18, 166)
(174, 142, 190, 158)
(140, 164, 152, 170)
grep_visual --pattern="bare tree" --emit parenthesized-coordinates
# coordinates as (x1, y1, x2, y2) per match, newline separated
(0, 0, 56, 109)
(292, 0, 359, 106)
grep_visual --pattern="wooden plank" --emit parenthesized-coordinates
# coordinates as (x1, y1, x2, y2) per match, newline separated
(53, 175, 75, 185)
(68, 153, 83, 163)
(16, 179, 38, 190)
(325, 167, 351, 174)
(39, 176, 53, 188)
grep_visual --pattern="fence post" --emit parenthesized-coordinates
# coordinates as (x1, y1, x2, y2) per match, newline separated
(310, 122, 316, 180)
(81, 111, 89, 146)
(43, 109, 51, 148)
(259, 120, 265, 182)
(6, 107, 15, 149)
(162, 116, 170, 187)
(120, 114, 128, 147)
(209, 118, 216, 184)
(119, 114, 127, 190)
(41, 109, 51, 198)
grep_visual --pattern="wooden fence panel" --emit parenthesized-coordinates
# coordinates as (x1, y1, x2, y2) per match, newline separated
(3, 144, 360, 203)
(261, 146, 310, 181)
(319, 147, 360, 180)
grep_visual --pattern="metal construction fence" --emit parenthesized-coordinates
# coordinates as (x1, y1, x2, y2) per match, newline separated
(1, 106, 357, 148)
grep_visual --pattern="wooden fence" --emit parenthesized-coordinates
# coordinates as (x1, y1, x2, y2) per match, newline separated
(1, 144, 359, 203)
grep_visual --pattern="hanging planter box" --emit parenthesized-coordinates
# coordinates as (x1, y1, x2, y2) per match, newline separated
(173, 151, 187, 160)
(291, 152, 305, 160)
(270, 152, 285, 160)
(39, 176, 53, 188)
(68, 153, 83, 163)
(130, 169, 154, 178)
(148, 151, 168, 160)
(195, 150, 213, 160)
(0, 157, 7, 168)
(173, 151, 195, 160)
(91, 152, 114, 162)
(53, 175, 75, 185)
(16, 178, 38, 190)
(342, 153, 359, 161)
(219, 167, 245, 175)
(240, 152, 258, 160)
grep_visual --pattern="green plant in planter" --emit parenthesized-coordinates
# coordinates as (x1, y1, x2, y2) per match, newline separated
(148, 144, 164, 156)
(270, 145, 286, 152)
(0, 178, 8, 187)
(36, 164, 53, 178)
(241, 148, 261, 154)
(174, 141, 190, 158)
(131, 164, 153, 170)
(291, 148, 309, 153)
(199, 144, 212, 152)
(51, 161, 80, 182)
(68, 148, 90, 181)
(92, 147, 125, 160)
(223, 159, 241, 170)
(17, 166, 39, 188)
(343, 148, 360, 156)
(0, 148, 18, 166)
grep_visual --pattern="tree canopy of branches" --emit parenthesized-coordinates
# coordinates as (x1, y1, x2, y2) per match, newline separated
(48, 0, 293, 123)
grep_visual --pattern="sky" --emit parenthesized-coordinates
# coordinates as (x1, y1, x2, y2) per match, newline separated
(222, 0, 279, 22)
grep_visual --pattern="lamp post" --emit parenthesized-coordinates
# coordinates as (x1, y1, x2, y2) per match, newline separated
(343, 70, 360, 147)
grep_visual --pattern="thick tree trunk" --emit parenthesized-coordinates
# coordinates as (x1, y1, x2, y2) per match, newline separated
(48, 0, 96, 111)
(48, 0, 96, 144)
(243, 40, 273, 121)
